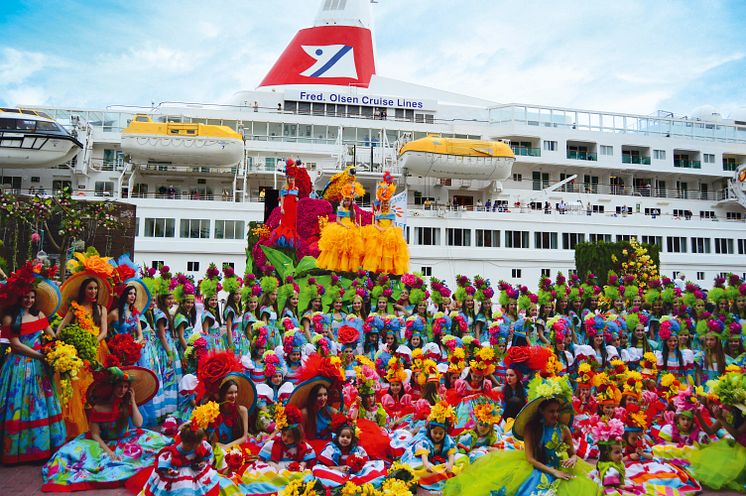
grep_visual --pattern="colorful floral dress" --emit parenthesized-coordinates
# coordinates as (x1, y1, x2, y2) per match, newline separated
(224, 306, 248, 357)
(201, 309, 224, 351)
(317, 205, 364, 272)
(236, 434, 314, 495)
(362, 210, 409, 275)
(140, 441, 241, 496)
(137, 314, 161, 427)
(443, 424, 599, 496)
(312, 442, 387, 488)
(173, 312, 195, 360)
(111, 309, 140, 337)
(402, 432, 467, 491)
(259, 306, 280, 349)
(153, 308, 182, 418)
(269, 187, 300, 248)
(41, 403, 171, 491)
(0, 317, 67, 463)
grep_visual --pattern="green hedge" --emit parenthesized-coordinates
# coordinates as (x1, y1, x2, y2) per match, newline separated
(574, 241, 660, 285)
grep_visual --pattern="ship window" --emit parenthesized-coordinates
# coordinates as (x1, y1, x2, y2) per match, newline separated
(180, 219, 211, 239)
(420, 266, 432, 277)
(615, 234, 635, 242)
(144, 218, 175, 238)
(543, 140, 557, 151)
(135, 115, 149, 122)
(17, 119, 35, 131)
(534, 232, 558, 249)
(691, 237, 711, 254)
(589, 233, 611, 242)
(697, 272, 705, 280)
(562, 232, 585, 249)
(186, 129, 195, 135)
(541, 269, 551, 277)
(699, 210, 715, 219)
(600, 145, 613, 156)
(187, 261, 200, 272)
(215, 220, 245, 240)
(505, 230, 529, 248)
(446, 228, 471, 247)
(476, 229, 500, 247)
(714, 238, 734, 254)
(738, 239, 746, 255)
(727, 212, 742, 220)
(641, 236, 662, 248)
(94, 181, 114, 196)
(666, 236, 687, 253)
(151, 261, 165, 269)
(511, 269, 522, 278)
(653, 149, 666, 160)
(703, 153, 715, 164)
(414, 227, 441, 246)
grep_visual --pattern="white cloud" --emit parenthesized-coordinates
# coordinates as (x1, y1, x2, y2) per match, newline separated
(0, 48, 57, 86)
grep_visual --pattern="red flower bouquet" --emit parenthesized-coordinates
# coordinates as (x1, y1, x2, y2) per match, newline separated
(347, 454, 366, 473)
(107, 333, 143, 366)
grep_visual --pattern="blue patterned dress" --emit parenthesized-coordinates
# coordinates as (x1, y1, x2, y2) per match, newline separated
(137, 314, 161, 426)
(260, 305, 280, 349)
(153, 309, 182, 417)
(41, 402, 171, 491)
(173, 312, 195, 360)
(201, 309, 224, 351)
(0, 317, 67, 463)
(224, 306, 249, 356)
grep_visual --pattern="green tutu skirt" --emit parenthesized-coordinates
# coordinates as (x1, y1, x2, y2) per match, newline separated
(443, 449, 600, 496)
(688, 438, 746, 492)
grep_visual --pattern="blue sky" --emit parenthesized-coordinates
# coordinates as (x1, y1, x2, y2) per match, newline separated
(1, 0, 745, 118)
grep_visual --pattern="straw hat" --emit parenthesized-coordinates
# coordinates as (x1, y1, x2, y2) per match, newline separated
(122, 277, 152, 313)
(512, 396, 573, 441)
(59, 272, 113, 316)
(32, 275, 61, 318)
(222, 372, 257, 415)
(287, 376, 338, 410)
(86, 366, 158, 406)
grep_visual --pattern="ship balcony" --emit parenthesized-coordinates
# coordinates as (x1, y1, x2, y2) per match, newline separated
(722, 153, 745, 172)
(673, 149, 702, 169)
(566, 141, 597, 161)
(621, 146, 651, 165)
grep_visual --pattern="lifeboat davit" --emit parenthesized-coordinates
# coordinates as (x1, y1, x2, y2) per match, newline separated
(0, 108, 82, 168)
(121, 115, 243, 166)
(399, 135, 515, 181)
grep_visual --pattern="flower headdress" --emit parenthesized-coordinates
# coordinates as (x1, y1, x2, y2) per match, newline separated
(401, 273, 427, 306)
(469, 345, 496, 377)
(404, 314, 426, 340)
(658, 316, 680, 340)
(639, 352, 658, 379)
(370, 274, 393, 303)
(453, 274, 473, 304)
(259, 275, 279, 295)
(621, 370, 643, 399)
(282, 327, 306, 355)
(427, 401, 456, 429)
(526, 374, 573, 404)
(659, 373, 682, 400)
(0, 260, 58, 310)
(199, 263, 221, 299)
(240, 273, 262, 304)
(222, 264, 240, 295)
(275, 403, 303, 430)
(66, 247, 114, 280)
(473, 400, 502, 425)
(172, 272, 196, 303)
(473, 275, 494, 303)
(447, 346, 467, 375)
(576, 362, 595, 388)
(250, 321, 269, 349)
(431, 311, 452, 338)
(354, 362, 378, 396)
(623, 404, 648, 432)
(498, 280, 519, 308)
(338, 324, 361, 350)
(416, 358, 441, 386)
(591, 417, 625, 446)
(191, 401, 220, 431)
(673, 386, 700, 414)
(429, 277, 451, 307)
(385, 356, 409, 384)
(263, 350, 282, 378)
(705, 368, 746, 409)
(594, 372, 622, 405)
(375, 170, 396, 204)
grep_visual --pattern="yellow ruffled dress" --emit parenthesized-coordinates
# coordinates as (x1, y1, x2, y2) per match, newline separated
(317, 206, 364, 272)
(362, 210, 409, 275)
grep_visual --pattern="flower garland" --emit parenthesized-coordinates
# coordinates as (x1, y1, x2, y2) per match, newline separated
(70, 301, 99, 337)
(57, 323, 98, 364)
(42, 340, 84, 403)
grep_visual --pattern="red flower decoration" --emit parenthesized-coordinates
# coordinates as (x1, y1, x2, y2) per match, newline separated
(347, 454, 365, 473)
(337, 325, 360, 345)
(107, 334, 143, 366)
(197, 351, 243, 400)
(504, 346, 530, 366)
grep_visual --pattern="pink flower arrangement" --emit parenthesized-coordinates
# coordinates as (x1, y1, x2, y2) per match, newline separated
(589, 417, 625, 444)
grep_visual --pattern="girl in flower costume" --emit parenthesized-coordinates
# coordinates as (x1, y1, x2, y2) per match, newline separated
(278, 277, 301, 332)
(240, 274, 261, 337)
(326, 289, 347, 339)
(140, 403, 241, 496)
(246, 323, 270, 383)
(652, 387, 721, 461)
(656, 317, 695, 383)
(172, 273, 197, 357)
(381, 356, 415, 422)
(457, 401, 503, 462)
(42, 366, 171, 491)
(401, 401, 467, 492)
(258, 275, 281, 349)
(152, 268, 183, 418)
(590, 418, 649, 496)
(625, 313, 655, 370)
(443, 375, 599, 496)
(222, 266, 248, 357)
(449, 346, 501, 430)
(200, 264, 224, 351)
(697, 319, 729, 385)
(686, 369, 746, 491)
(268, 159, 301, 249)
(362, 171, 409, 275)
(317, 176, 365, 272)
(312, 419, 387, 489)
(0, 262, 67, 463)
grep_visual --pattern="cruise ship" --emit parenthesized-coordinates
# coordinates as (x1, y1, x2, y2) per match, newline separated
(2, 0, 746, 287)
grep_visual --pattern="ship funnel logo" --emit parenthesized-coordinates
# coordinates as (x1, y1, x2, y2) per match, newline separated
(300, 44, 358, 79)
(259, 25, 376, 88)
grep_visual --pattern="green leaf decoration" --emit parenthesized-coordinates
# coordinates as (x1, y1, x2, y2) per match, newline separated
(294, 256, 318, 277)
(260, 245, 295, 281)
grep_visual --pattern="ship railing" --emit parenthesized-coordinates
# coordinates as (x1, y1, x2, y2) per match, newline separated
(529, 183, 718, 200)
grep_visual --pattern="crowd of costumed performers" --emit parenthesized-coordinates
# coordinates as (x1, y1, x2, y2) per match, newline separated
(10, 247, 746, 493)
